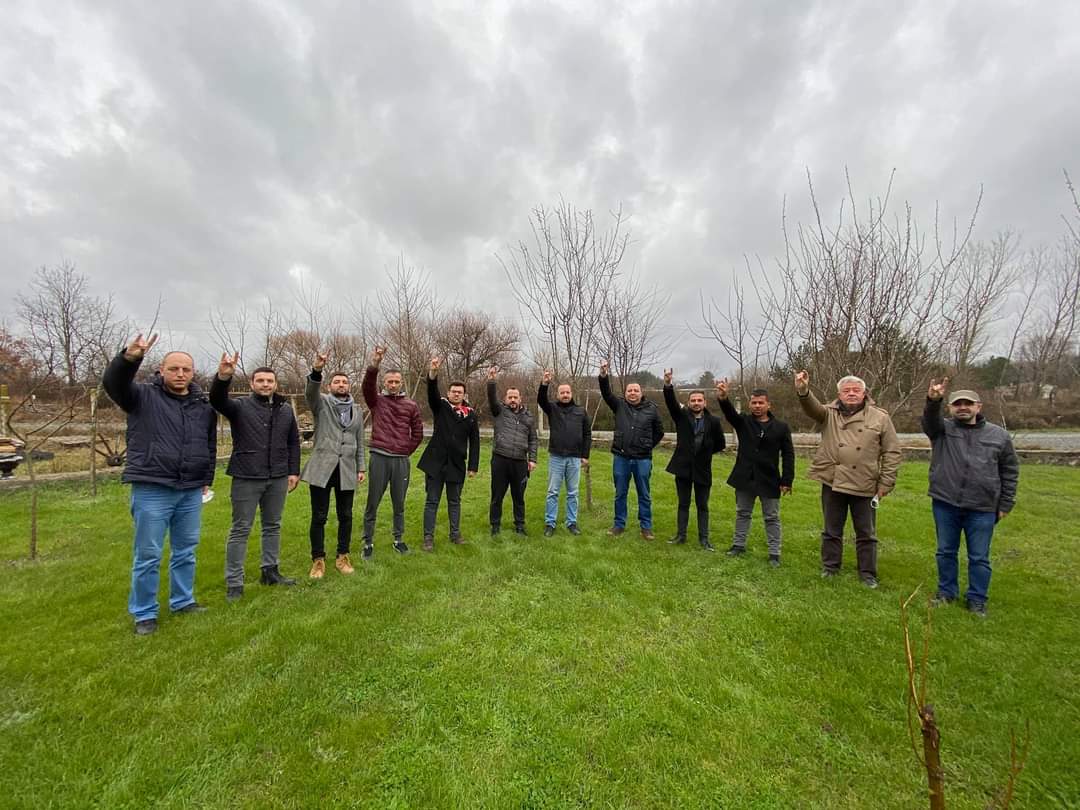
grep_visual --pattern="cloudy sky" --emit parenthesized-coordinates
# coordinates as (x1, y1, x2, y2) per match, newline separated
(2, 0, 1079, 376)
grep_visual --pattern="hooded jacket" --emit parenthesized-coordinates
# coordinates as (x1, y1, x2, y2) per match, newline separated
(662, 385, 726, 485)
(209, 375, 300, 479)
(599, 375, 664, 459)
(361, 366, 424, 456)
(418, 377, 480, 482)
(102, 352, 217, 489)
(537, 384, 592, 458)
(718, 397, 794, 498)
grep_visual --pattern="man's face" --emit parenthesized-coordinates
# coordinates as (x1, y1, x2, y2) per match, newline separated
(330, 374, 350, 396)
(749, 395, 769, 418)
(557, 384, 573, 403)
(687, 393, 706, 413)
(160, 352, 193, 395)
(949, 399, 981, 423)
(447, 384, 466, 405)
(838, 381, 866, 406)
(625, 383, 643, 405)
(251, 371, 277, 397)
(504, 387, 521, 409)
(383, 372, 402, 395)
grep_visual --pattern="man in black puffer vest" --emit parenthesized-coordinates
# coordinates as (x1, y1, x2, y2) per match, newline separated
(486, 365, 538, 536)
(599, 361, 665, 540)
(537, 370, 592, 536)
(662, 369, 726, 551)
(418, 357, 480, 551)
(210, 353, 301, 600)
(102, 334, 217, 636)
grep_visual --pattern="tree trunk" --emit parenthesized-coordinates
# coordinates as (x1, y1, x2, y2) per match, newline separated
(89, 387, 98, 498)
(920, 704, 946, 810)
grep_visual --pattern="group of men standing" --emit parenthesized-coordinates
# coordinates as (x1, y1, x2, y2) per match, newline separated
(103, 335, 1019, 635)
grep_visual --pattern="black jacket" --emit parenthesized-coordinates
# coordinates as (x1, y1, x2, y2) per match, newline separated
(922, 399, 1019, 513)
(718, 397, 794, 498)
(599, 375, 664, 459)
(537, 384, 592, 458)
(210, 375, 301, 479)
(662, 386, 726, 484)
(102, 352, 217, 489)
(418, 377, 480, 483)
(487, 381, 538, 462)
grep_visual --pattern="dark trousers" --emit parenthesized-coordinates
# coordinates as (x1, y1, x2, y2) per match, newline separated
(490, 454, 528, 529)
(309, 467, 354, 559)
(363, 452, 410, 543)
(820, 484, 877, 576)
(424, 474, 463, 537)
(675, 477, 711, 540)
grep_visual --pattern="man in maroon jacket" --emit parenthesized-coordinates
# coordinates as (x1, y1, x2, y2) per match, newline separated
(361, 345, 424, 559)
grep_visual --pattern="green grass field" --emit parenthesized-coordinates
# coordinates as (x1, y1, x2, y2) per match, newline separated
(1, 445, 1077, 809)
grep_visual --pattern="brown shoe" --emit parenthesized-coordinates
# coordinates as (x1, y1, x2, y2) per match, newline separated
(309, 558, 326, 579)
(607, 527, 625, 536)
(335, 554, 355, 575)
(423, 535, 434, 552)
(450, 533, 467, 545)
(640, 529, 655, 541)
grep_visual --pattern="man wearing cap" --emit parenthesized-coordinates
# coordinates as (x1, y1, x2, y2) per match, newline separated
(923, 379, 1019, 617)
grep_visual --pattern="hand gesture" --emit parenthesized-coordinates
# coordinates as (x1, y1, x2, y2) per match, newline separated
(124, 333, 158, 362)
(927, 377, 949, 401)
(542, 369, 553, 385)
(716, 378, 729, 400)
(429, 356, 442, 375)
(313, 349, 329, 371)
(217, 351, 240, 379)
(371, 345, 386, 366)
(287, 475, 299, 492)
(663, 368, 673, 385)
(794, 370, 809, 395)
(599, 360, 609, 377)
(487, 365, 499, 381)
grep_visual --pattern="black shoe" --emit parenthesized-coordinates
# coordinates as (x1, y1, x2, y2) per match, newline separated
(393, 541, 410, 554)
(700, 538, 715, 552)
(821, 568, 839, 579)
(668, 535, 687, 545)
(543, 525, 555, 537)
(768, 555, 781, 568)
(860, 575, 879, 590)
(134, 618, 158, 636)
(491, 525, 501, 536)
(566, 524, 580, 536)
(173, 602, 208, 615)
(362, 543, 374, 561)
(930, 592, 956, 607)
(725, 546, 746, 557)
(260, 566, 296, 586)
(515, 526, 529, 537)
(966, 600, 988, 618)
(226, 586, 243, 601)
(607, 527, 625, 537)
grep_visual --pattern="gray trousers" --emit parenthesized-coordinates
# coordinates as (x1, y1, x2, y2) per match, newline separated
(732, 489, 782, 555)
(226, 476, 288, 586)
(363, 452, 410, 543)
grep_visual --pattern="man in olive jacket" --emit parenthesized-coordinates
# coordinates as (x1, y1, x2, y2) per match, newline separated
(796, 371, 901, 587)
(487, 365, 538, 536)
(210, 353, 301, 599)
(102, 334, 216, 636)
(923, 379, 1019, 617)
(302, 350, 366, 578)
(716, 380, 794, 566)
(418, 357, 480, 551)
(599, 361, 665, 540)
(537, 371, 592, 536)
(662, 369, 726, 551)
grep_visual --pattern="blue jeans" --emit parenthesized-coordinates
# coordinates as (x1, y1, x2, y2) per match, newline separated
(612, 455, 653, 530)
(932, 499, 997, 604)
(545, 455, 581, 527)
(129, 483, 203, 621)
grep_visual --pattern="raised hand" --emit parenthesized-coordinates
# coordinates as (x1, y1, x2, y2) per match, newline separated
(217, 351, 240, 379)
(487, 365, 499, 381)
(599, 360, 609, 377)
(716, 378, 729, 399)
(927, 377, 949, 401)
(794, 370, 809, 395)
(371, 345, 386, 366)
(124, 333, 158, 362)
(429, 356, 442, 377)
(313, 349, 329, 371)
(663, 368, 673, 386)
(542, 369, 553, 385)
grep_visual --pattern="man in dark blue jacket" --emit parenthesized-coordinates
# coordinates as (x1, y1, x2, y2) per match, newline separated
(923, 380, 1019, 617)
(599, 361, 665, 540)
(537, 370, 592, 536)
(210, 353, 301, 600)
(102, 334, 217, 635)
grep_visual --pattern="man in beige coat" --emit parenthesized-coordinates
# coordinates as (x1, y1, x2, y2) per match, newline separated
(795, 371, 901, 587)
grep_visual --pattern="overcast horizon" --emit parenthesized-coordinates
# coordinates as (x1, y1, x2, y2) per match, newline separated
(3, 0, 1080, 377)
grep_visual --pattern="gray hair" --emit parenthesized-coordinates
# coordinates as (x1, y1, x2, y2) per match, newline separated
(836, 375, 866, 391)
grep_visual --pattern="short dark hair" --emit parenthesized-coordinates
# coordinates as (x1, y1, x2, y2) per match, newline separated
(329, 371, 349, 381)
(750, 388, 770, 399)
(688, 389, 706, 398)
(251, 366, 276, 378)
(448, 380, 467, 391)
(383, 368, 403, 377)
(505, 386, 521, 396)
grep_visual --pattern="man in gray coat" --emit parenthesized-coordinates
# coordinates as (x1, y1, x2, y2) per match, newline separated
(923, 379, 1019, 617)
(486, 365, 538, 536)
(303, 350, 366, 578)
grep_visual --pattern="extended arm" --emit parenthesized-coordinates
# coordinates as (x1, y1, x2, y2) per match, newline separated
(101, 353, 142, 414)
(921, 397, 945, 439)
(780, 425, 795, 487)
(487, 380, 501, 416)
(598, 373, 620, 413)
(209, 374, 240, 420)
(467, 416, 480, 474)
(877, 419, 902, 495)
(662, 384, 683, 425)
(797, 390, 828, 424)
(998, 437, 1019, 515)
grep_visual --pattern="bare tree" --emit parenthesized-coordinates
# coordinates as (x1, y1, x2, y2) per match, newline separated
(432, 307, 521, 381)
(376, 258, 441, 397)
(1018, 236, 1080, 396)
(596, 273, 672, 388)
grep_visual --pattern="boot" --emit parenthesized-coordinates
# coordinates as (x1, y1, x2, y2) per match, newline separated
(260, 565, 296, 586)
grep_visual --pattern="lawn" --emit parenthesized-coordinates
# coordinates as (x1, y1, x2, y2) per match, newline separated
(0, 445, 1077, 809)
